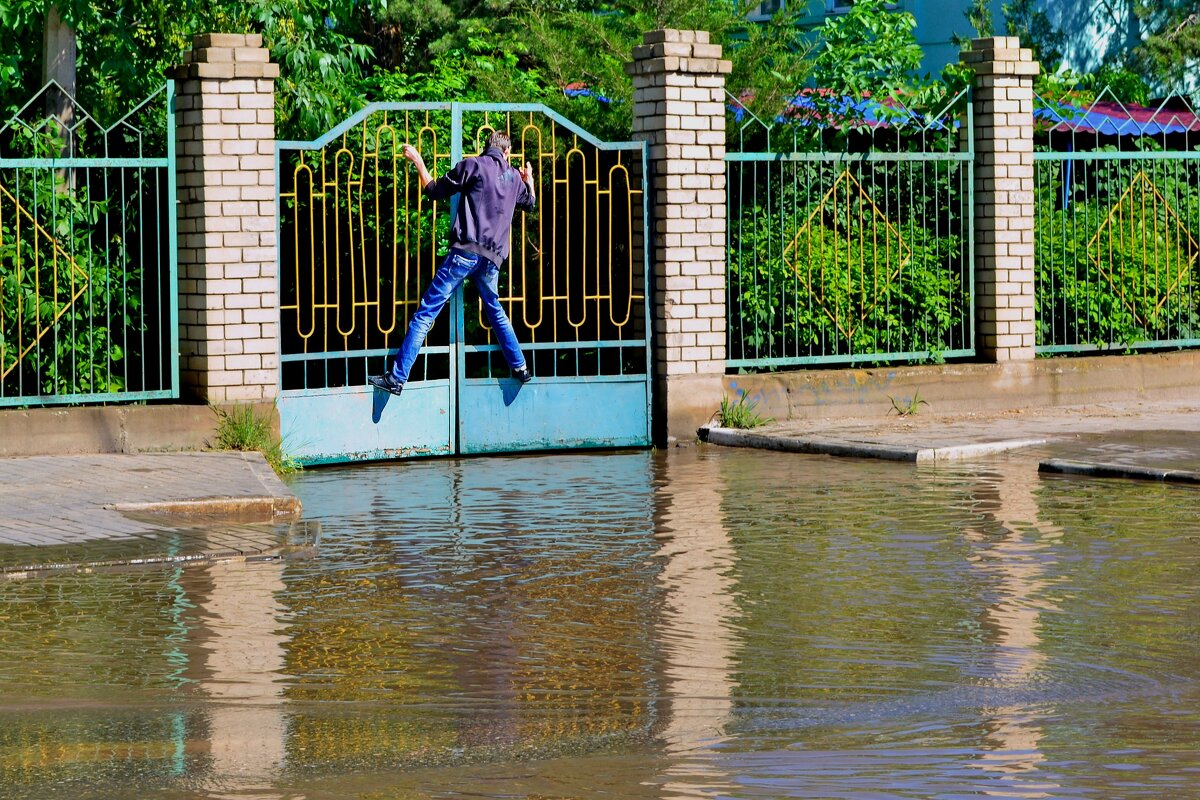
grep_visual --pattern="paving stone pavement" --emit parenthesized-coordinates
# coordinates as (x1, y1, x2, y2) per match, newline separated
(0, 452, 310, 575)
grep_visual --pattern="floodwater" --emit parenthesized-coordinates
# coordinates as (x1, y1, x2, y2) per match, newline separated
(3, 446, 1200, 799)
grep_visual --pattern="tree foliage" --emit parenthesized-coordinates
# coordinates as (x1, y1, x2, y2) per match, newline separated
(959, 0, 1200, 102)
(1131, 2, 1200, 96)
(811, 0, 922, 97)
(0, 0, 380, 140)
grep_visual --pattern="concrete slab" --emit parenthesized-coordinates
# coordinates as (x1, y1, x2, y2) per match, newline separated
(0, 451, 310, 576)
(700, 427, 1048, 462)
(1040, 459, 1200, 485)
(702, 400, 1200, 477)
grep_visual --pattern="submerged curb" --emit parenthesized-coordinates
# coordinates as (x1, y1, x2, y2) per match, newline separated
(700, 426, 919, 460)
(699, 426, 1046, 463)
(1039, 459, 1200, 485)
(1, 520, 322, 580)
(105, 495, 303, 521)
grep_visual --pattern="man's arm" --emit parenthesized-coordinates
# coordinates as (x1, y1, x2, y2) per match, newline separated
(403, 144, 468, 200)
(516, 161, 536, 211)
(402, 144, 434, 188)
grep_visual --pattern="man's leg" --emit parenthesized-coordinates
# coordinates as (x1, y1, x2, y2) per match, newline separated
(470, 258, 530, 381)
(372, 250, 476, 393)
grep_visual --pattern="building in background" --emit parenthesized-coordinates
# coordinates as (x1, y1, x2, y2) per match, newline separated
(753, 0, 1182, 92)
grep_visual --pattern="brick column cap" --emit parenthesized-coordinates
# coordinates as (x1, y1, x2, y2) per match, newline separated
(643, 29, 710, 45)
(625, 31, 731, 76)
(171, 33, 279, 80)
(962, 37, 1040, 77)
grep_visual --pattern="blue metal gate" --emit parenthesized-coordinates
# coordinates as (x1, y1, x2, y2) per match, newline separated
(275, 103, 651, 464)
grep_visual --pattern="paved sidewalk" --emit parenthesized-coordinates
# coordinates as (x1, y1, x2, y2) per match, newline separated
(702, 400, 1200, 478)
(0, 452, 312, 576)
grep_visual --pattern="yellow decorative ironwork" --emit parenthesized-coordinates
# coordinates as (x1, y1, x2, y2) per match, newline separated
(783, 169, 911, 339)
(279, 108, 644, 366)
(1087, 170, 1199, 325)
(0, 182, 90, 381)
(468, 112, 643, 346)
(280, 109, 453, 357)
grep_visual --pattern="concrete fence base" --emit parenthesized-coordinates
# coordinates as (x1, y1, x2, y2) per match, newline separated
(724, 351, 1200, 424)
(0, 404, 279, 457)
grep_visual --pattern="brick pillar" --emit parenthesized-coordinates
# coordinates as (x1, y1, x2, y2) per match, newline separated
(627, 29, 732, 443)
(174, 34, 280, 403)
(964, 37, 1040, 362)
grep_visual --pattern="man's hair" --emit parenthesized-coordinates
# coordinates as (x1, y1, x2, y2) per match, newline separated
(487, 131, 512, 152)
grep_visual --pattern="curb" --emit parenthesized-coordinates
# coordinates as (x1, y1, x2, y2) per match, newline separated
(700, 426, 919, 460)
(1039, 459, 1200, 485)
(699, 426, 1046, 463)
(105, 495, 303, 521)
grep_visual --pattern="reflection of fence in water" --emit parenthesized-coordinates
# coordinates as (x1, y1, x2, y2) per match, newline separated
(278, 106, 646, 390)
(726, 90, 974, 369)
(1034, 91, 1200, 353)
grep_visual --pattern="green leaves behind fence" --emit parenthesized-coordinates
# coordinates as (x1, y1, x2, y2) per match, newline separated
(1035, 147, 1200, 350)
(0, 169, 144, 398)
(728, 161, 970, 365)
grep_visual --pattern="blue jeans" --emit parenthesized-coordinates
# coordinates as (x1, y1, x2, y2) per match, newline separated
(390, 248, 526, 383)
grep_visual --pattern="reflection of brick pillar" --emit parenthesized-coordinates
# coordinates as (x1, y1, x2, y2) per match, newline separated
(627, 29, 732, 443)
(964, 37, 1039, 362)
(174, 34, 280, 402)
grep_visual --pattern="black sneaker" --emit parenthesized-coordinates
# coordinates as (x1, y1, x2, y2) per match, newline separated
(368, 373, 404, 396)
(513, 366, 533, 384)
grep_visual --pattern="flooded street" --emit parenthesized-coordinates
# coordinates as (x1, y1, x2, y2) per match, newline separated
(3, 446, 1200, 798)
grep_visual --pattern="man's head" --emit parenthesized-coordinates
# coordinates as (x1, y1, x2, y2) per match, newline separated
(487, 130, 512, 156)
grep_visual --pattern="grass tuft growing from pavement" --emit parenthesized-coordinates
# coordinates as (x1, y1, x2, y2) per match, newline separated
(717, 393, 773, 429)
(212, 405, 301, 474)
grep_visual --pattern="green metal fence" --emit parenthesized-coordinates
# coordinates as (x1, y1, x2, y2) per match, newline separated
(1034, 91, 1200, 354)
(725, 89, 974, 369)
(0, 81, 178, 406)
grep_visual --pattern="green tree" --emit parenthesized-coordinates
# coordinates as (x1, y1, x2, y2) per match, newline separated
(0, 0, 380, 140)
(1131, 3, 1200, 96)
(811, 0, 922, 97)
(512, 0, 814, 141)
(965, 0, 993, 38)
(1000, 0, 1061, 67)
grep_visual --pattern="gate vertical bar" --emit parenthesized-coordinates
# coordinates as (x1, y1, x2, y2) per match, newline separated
(642, 142, 653, 443)
(450, 102, 464, 453)
(966, 88, 976, 356)
(166, 79, 181, 398)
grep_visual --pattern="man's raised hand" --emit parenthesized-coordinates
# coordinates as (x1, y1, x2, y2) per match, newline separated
(402, 144, 433, 189)
(519, 161, 535, 185)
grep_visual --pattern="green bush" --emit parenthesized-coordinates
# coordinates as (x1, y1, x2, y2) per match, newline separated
(717, 393, 772, 429)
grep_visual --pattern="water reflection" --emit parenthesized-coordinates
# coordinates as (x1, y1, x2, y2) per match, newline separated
(274, 454, 662, 773)
(654, 450, 740, 798)
(962, 463, 1063, 796)
(183, 559, 289, 798)
(2, 448, 1200, 798)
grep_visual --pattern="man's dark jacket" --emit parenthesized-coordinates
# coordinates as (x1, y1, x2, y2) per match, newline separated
(422, 146, 535, 267)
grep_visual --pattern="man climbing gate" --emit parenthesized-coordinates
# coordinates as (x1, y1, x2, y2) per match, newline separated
(369, 131, 536, 396)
